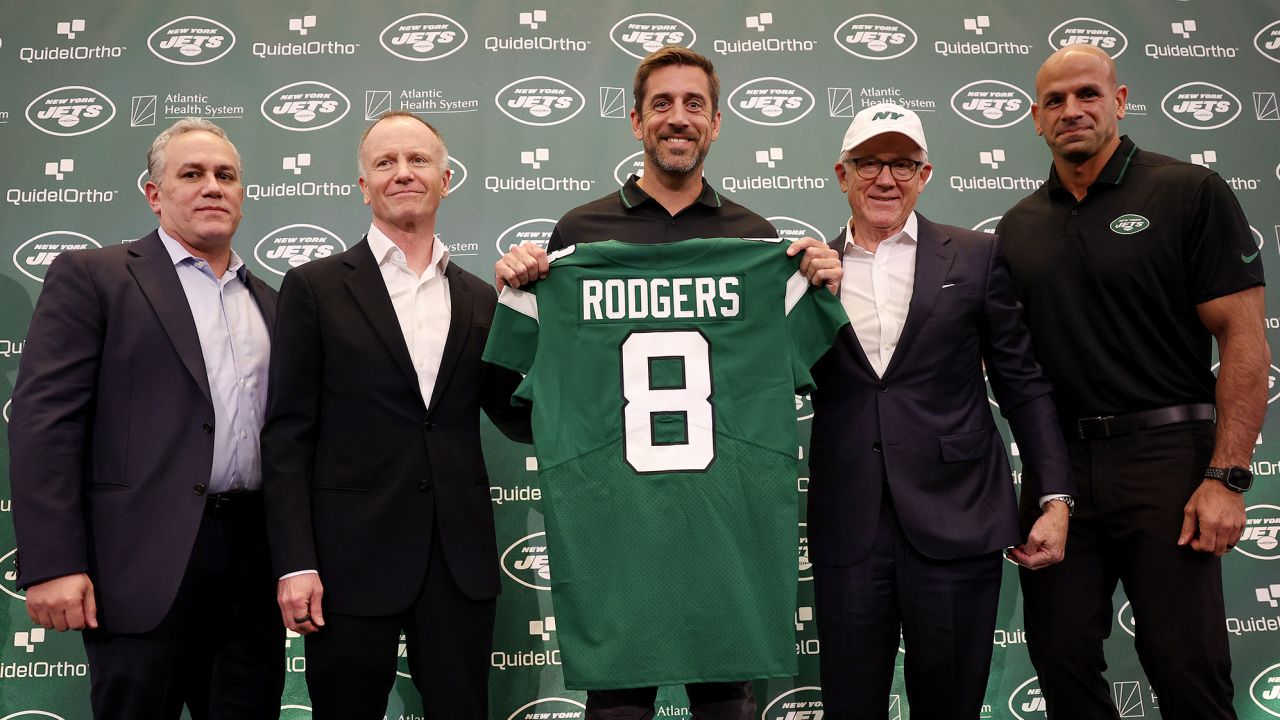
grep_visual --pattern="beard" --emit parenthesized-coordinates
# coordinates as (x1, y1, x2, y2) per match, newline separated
(645, 137, 707, 176)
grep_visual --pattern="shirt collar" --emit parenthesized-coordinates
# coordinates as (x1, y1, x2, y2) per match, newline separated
(366, 223, 451, 277)
(618, 174, 723, 211)
(157, 227, 246, 279)
(843, 212, 918, 255)
(1044, 134, 1139, 195)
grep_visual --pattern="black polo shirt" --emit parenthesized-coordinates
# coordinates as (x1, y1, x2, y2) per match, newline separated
(997, 135, 1264, 421)
(547, 175, 777, 251)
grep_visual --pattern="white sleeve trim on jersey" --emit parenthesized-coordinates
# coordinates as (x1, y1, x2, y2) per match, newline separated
(498, 286, 540, 322)
(784, 270, 808, 316)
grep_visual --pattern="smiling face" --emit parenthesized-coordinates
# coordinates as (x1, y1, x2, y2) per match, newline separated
(145, 130, 243, 253)
(1032, 45, 1127, 166)
(835, 132, 931, 244)
(358, 115, 451, 232)
(631, 64, 721, 182)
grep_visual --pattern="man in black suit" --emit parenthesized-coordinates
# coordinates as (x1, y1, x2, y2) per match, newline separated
(806, 103, 1075, 719)
(262, 111, 531, 720)
(9, 118, 282, 718)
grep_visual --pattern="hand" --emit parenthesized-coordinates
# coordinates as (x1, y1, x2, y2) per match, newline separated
(278, 573, 326, 635)
(1178, 479, 1245, 556)
(26, 573, 98, 631)
(786, 237, 842, 295)
(1008, 501, 1069, 570)
(495, 242, 550, 291)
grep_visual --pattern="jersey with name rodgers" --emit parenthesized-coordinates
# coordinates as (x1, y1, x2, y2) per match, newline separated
(483, 236, 848, 688)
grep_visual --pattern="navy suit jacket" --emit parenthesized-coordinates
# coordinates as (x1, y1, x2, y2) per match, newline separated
(9, 230, 277, 633)
(807, 215, 1073, 564)
(261, 238, 531, 616)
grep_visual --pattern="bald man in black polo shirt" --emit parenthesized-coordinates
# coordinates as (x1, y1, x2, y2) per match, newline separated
(997, 45, 1269, 719)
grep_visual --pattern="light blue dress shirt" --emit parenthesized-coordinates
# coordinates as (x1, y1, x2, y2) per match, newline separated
(158, 229, 271, 494)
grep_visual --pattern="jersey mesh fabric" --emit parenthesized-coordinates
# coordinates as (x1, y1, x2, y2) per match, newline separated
(483, 237, 847, 688)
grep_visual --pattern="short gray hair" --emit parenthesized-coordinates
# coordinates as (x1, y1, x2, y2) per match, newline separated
(146, 118, 242, 184)
(356, 110, 450, 176)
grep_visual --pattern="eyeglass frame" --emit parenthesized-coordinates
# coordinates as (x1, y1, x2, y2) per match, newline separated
(840, 156, 925, 181)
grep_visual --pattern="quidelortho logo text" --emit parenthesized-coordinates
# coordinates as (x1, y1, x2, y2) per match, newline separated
(712, 12, 815, 55)
(728, 77, 815, 126)
(833, 14, 917, 60)
(254, 224, 347, 276)
(19, 19, 126, 63)
(611, 13, 696, 59)
(1146, 19, 1238, 59)
(718, 147, 827, 194)
(252, 14, 357, 58)
(1161, 82, 1241, 129)
(1047, 17, 1127, 58)
(380, 13, 467, 61)
(950, 80, 1032, 128)
(484, 10, 589, 52)
(8, 158, 117, 207)
(26, 86, 116, 136)
(484, 148, 595, 194)
(12, 231, 101, 283)
(147, 16, 235, 64)
(494, 77, 585, 126)
(260, 81, 350, 131)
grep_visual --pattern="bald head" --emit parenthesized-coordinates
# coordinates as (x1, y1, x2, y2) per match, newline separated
(1036, 45, 1118, 98)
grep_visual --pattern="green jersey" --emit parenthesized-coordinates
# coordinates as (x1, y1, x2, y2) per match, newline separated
(483, 237, 847, 689)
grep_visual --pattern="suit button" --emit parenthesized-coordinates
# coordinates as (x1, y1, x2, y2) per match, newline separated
(877, 384, 888, 393)
(423, 421, 434, 431)
(193, 483, 206, 495)
(417, 482, 429, 492)
(202, 422, 214, 434)
(872, 442, 883, 453)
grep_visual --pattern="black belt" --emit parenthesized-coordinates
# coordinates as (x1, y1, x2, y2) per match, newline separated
(205, 491, 261, 518)
(1076, 403, 1214, 440)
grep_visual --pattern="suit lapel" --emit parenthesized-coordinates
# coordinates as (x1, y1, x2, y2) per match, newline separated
(829, 228, 879, 377)
(881, 214, 955, 379)
(126, 231, 213, 404)
(426, 263, 472, 416)
(343, 239, 423, 402)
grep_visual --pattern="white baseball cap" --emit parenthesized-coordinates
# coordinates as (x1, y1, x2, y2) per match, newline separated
(840, 102, 928, 154)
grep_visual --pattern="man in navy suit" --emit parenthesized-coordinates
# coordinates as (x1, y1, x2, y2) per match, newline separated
(806, 103, 1075, 719)
(10, 118, 282, 718)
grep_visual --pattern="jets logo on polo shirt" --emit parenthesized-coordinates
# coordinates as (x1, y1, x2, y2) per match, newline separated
(1109, 214, 1149, 235)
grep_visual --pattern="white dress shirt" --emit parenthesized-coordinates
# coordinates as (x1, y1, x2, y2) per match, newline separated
(158, 229, 270, 494)
(365, 224, 452, 410)
(839, 213, 919, 378)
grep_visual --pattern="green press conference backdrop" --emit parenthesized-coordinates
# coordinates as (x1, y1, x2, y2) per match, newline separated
(2, 0, 1279, 718)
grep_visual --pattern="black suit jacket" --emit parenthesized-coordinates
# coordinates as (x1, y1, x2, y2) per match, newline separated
(9, 231, 278, 633)
(261, 238, 530, 616)
(808, 215, 1073, 564)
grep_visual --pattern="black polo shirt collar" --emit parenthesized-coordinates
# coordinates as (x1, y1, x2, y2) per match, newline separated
(1044, 135, 1140, 200)
(618, 174, 724, 212)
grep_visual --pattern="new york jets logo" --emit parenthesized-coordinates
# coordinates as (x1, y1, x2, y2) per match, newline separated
(0, 548, 24, 601)
(501, 531, 551, 590)
(614, 150, 646, 186)
(1047, 17, 1127, 58)
(1256, 20, 1280, 64)
(495, 218, 556, 257)
(254, 224, 346, 276)
(26, 86, 116, 136)
(261, 81, 350, 132)
(950, 80, 1031, 128)
(610, 13, 696, 59)
(1009, 675, 1047, 719)
(13, 231, 101, 282)
(1250, 662, 1280, 716)
(506, 698, 586, 720)
(1109, 214, 1149, 235)
(1161, 82, 1241, 130)
(495, 76, 585, 126)
(728, 77, 815, 126)
(834, 13, 917, 59)
(761, 686, 824, 720)
(147, 16, 236, 64)
(379, 13, 467, 61)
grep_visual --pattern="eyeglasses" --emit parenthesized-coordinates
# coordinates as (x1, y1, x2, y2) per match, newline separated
(842, 157, 924, 181)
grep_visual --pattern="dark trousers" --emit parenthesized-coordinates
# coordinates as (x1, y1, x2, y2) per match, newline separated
(813, 490, 1002, 720)
(82, 494, 284, 720)
(1020, 421, 1235, 719)
(304, 526, 496, 720)
(586, 681, 755, 720)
